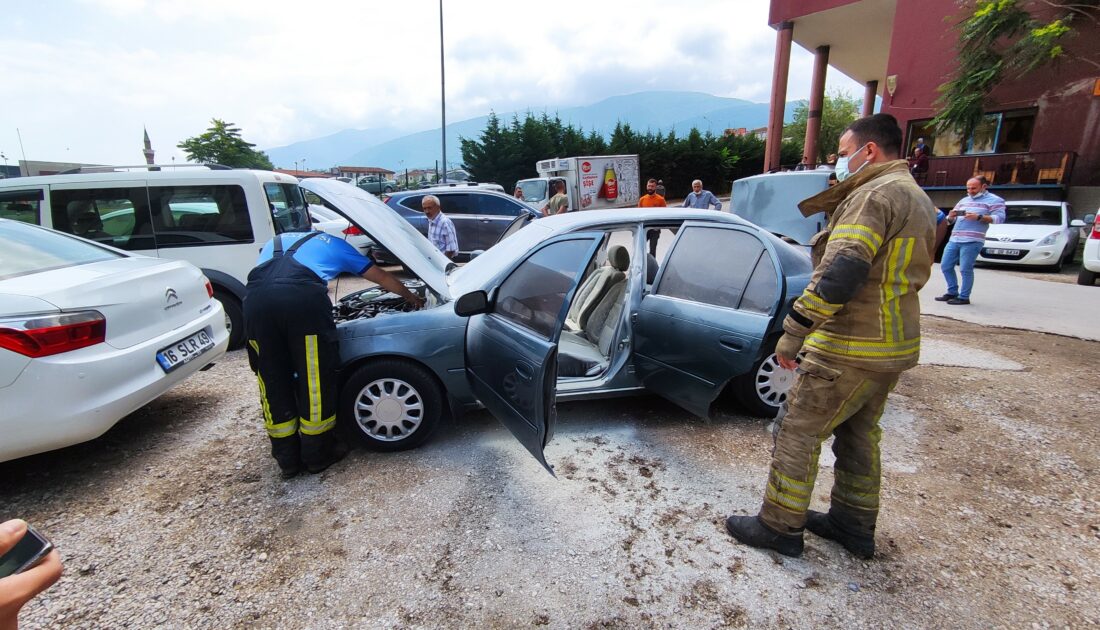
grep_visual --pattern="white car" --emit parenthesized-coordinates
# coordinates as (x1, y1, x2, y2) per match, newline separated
(308, 204, 375, 256)
(1079, 210, 1100, 286)
(0, 219, 230, 462)
(977, 201, 1085, 271)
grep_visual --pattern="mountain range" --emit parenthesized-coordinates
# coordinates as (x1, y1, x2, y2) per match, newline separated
(264, 91, 801, 172)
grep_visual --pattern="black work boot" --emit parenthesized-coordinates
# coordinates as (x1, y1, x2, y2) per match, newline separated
(805, 510, 875, 559)
(306, 439, 349, 474)
(725, 515, 804, 557)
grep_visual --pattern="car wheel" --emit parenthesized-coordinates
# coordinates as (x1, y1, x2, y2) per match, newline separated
(1048, 256, 1064, 273)
(213, 289, 245, 350)
(1079, 268, 1098, 286)
(340, 359, 442, 451)
(732, 339, 796, 418)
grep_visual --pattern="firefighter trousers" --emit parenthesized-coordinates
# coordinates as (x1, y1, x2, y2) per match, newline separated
(244, 282, 340, 472)
(759, 352, 899, 536)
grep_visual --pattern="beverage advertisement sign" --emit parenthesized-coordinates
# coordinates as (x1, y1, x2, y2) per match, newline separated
(576, 156, 640, 209)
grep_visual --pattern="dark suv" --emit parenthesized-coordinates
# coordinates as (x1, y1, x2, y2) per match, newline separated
(381, 187, 540, 261)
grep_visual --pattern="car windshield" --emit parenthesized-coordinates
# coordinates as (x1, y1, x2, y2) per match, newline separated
(517, 180, 549, 204)
(0, 219, 122, 281)
(1004, 205, 1062, 226)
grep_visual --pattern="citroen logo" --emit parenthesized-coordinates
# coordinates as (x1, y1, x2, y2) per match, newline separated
(165, 288, 182, 310)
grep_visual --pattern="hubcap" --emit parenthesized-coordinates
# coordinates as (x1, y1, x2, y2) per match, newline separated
(755, 353, 795, 408)
(353, 378, 424, 442)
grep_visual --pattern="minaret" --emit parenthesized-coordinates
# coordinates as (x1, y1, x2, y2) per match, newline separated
(143, 127, 155, 165)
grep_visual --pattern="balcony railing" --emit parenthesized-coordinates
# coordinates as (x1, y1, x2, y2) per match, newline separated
(917, 151, 1076, 188)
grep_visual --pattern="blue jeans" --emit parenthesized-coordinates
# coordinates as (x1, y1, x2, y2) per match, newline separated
(941, 240, 982, 299)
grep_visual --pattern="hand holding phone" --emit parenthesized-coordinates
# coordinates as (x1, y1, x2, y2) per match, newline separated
(0, 520, 63, 627)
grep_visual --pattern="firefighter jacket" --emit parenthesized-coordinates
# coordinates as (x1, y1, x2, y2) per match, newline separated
(777, 159, 936, 373)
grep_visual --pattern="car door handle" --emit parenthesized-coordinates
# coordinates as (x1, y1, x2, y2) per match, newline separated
(719, 336, 746, 352)
(480, 219, 492, 223)
(515, 363, 534, 380)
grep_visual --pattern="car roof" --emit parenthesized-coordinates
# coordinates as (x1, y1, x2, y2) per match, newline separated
(0, 168, 296, 187)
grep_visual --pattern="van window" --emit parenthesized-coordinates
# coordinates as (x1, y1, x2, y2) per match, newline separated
(49, 187, 156, 251)
(264, 183, 310, 233)
(149, 185, 253, 247)
(0, 189, 43, 224)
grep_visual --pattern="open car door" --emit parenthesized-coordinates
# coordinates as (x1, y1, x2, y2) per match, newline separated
(633, 222, 782, 417)
(463, 233, 603, 474)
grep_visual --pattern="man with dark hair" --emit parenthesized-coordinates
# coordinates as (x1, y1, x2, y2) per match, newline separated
(543, 179, 569, 216)
(725, 113, 935, 559)
(640, 178, 667, 256)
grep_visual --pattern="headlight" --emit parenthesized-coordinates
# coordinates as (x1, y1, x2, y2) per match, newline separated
(1037, 232, 1060, 246)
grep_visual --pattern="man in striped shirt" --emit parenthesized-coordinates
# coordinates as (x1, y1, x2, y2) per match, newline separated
(422, 195, 459, 259)
(935, 177, 1006, 305)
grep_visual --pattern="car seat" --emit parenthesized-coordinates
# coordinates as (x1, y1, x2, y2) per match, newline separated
(565, 244, 629, 332)
(68, 202, 109, 241)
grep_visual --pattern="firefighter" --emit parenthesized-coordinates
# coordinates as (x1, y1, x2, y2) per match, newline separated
(725, 114, 935, 558)
(244, 230, 423, 478)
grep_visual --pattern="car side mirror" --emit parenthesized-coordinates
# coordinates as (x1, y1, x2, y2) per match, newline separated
(1070, 219, 1086, 228)
(1084, 214, 1096, 225)
(454, 290, 489, 317)
(469, 249, 485, 259)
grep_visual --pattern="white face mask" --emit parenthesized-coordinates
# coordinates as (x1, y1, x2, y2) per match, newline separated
(835, 143, 870, 182)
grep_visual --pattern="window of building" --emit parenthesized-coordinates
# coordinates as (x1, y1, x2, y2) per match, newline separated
(906, 109, 1036, 157)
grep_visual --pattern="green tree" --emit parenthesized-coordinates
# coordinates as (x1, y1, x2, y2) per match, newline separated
(932, 0, 1099, 137)
(177, 119, 275, 169)
(783, 89, 861, 164)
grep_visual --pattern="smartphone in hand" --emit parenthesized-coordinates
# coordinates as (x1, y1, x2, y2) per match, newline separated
(0, 525, 54, 578)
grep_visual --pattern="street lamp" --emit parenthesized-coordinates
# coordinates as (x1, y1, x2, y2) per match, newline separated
(439, 0, 447, 183)
(294, 160, 299, 173)
(301, 158, 307, 174)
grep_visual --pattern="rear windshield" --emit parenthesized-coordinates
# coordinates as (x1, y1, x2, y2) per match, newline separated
(0, 219, 122, 281)
(1004, 205, 1062, 226)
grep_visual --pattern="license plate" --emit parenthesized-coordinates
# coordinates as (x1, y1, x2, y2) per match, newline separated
(156, 328, 214, 373)
(986, 248, 1020, 256)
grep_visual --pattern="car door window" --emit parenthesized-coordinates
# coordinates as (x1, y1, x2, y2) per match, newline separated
(398, 195, 426, 213)
(49, 187, 155, 250)
(0, 190, 44, 224)
(738, 254, 779, 314)
(494, 238, 597, 339)
(264, 183, 310, 233)
(437, 194, 478, 216)
(150, 185, 253, 247)
(478, 194, 524, 217)
(656, 226, 765, 309)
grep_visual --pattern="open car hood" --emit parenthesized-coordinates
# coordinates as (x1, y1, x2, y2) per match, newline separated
(299, 178, 453, 299)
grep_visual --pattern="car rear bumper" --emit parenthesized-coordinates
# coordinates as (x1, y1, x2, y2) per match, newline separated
(1083, 239, 1100, 272)
(0, 303, 229, 462)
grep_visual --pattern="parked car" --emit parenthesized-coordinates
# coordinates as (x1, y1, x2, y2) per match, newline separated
(0, 219, 230, 462)
(299, 179, 812, 471)
(380, 187, 541, 262)
(976, 201, 1084, 271)
(1078, 210, 1099, 286)
(0, 165, 314, 349)
(308, 204, 375, 256)
(356, 175, 398, 195)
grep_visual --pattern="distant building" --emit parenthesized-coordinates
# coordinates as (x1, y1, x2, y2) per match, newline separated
(334, 166, 395, 182)
(274, 169, 331, 179)
(15, 160, 104, 177)
(765, 0, 1099, 208)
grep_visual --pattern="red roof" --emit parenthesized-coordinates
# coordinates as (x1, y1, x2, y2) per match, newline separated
(337, 166, 394, 175)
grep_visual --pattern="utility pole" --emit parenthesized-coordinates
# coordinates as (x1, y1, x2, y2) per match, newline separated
(439, 0, 447, 183)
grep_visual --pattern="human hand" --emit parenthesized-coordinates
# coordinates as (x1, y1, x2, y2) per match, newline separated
(775, 333, 804, 370)
(0, 520, 62, 630)
(407, 294, 426, 309)
(777, 354, 799, 371)
(964, 212, 979, 221)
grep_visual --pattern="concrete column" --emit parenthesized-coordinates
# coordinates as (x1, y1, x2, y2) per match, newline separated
(803, 45, 830, 166)
(764, 21, 794, 173)
(862, 80, 878, 117)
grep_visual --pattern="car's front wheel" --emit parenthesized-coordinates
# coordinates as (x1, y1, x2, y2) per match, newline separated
(340, 359, 442, 451)
(732, 339, 796, 418)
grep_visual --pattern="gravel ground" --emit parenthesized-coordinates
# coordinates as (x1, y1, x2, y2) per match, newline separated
(3, 298, 1098, 627)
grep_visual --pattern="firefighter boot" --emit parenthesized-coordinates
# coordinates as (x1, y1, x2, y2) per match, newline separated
(725, 515, 804, 557)
(805, 509, 875, 558)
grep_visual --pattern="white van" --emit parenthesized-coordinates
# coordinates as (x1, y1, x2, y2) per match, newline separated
(0, 165, 312, 348)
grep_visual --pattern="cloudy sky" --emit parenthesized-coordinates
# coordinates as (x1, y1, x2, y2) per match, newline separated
(1, 0, 862, 166)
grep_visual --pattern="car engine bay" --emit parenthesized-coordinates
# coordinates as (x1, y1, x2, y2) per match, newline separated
(333, 279, 431, 322)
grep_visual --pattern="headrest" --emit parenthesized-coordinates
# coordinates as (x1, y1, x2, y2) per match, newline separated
(607, 245, 630, 272)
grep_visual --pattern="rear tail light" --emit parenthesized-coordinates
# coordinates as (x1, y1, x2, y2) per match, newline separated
(343, 225, 364, 236)
(204, 279, 214, 298)
(1091, 216, 1100, 240)
(0, 311, 107, 358)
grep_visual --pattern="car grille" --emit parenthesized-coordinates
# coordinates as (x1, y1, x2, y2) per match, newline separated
(984, 237, 1032, 243)
(980, 248, 1028, 261)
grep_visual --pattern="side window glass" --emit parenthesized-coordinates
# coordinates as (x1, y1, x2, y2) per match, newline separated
(264, 183, 310, 233)
(150, 185, 254, 247)
(656, 227, 764, 309)
(739, 254, 779, 314)
(399, 195, 426, 213)
(49, 187, 155, 251)
(479, 195, 523, 217)
(495, 239, 594, 339)
(0, 189, 44, 224)
(438, 194, 477, 216)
